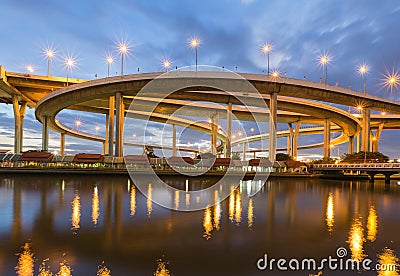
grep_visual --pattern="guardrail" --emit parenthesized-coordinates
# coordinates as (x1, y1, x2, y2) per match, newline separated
(312, 163, 400, 169)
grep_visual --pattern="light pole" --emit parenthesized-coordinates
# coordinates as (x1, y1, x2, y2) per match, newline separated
(358, 64, 367, 95)
(262, 43, 272, 76)
(106, 56, 114, 77)
(45, 49, 54, 76)
(189, 38, 199, 71)
(65, 57, 74, 86)
(118, 43, 128, 75)
(318, 54, 330, 86)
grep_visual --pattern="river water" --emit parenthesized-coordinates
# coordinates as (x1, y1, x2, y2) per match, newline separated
(0, 174, 399, 275)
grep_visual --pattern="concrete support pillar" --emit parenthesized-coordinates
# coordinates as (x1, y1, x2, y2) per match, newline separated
(269, 92, 277, 162)
(372, 123, 384, 152)
(42, 116, 49, 152)
(226, 101, 232, 158)
(348, 135, 354, 154)
(12, 98, 26, 154)
(211, 115, 217, 154)
(287, 123, 293, 155)
(356, 134, 361, 153)
(362, 108, 370, 152)
(172, 124, 177, 157)
(104, 114, 109, 155)
(293, 122, 301, 159)
(60, 133, 65, 155)
(242, 142, 247, 161)
(323, 118, 331, 158)
(108, 96, 115, 156)
(115, 92, 124, 157)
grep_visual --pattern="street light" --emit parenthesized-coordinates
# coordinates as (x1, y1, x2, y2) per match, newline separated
(357, 64, 368, 95)
(26, 65, 34, 74)
(271, 69, 280, 79)
(261, 43, 272, 76)
(65, 57, 75, 86)
(386, 72, 399, 103)
(106, 56, 114, 77)
(163, 59, 171, 72)
(45, 48, 55, 76)
(75, 120, 82, 130)
(318, 53, 330, 86)
(189, 37, 200, 71)
(118, 43, 129, 75)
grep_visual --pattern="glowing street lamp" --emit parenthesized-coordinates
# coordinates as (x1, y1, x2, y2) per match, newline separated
(26, 65, 34, 74)
(261, 43, 272, 76)
(106, 56, 114, 77)
(358, 64, 368, 95)
(271, 69, 280, 79)
(75, 120, 82, 130)
(318, 54, 330, 86)
(45, 48, 55, 76)
(118, 43, 129, 75)
(189, 37, 200, 71)
(163, 59, 171, 72)
(386, 73, 399, 103)
(65, 57, 75, 86)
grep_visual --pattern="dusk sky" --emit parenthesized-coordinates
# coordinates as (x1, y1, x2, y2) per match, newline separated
(1, 0, 400, 158)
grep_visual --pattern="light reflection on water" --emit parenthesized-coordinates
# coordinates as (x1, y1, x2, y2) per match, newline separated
(1, 176, 400, 275)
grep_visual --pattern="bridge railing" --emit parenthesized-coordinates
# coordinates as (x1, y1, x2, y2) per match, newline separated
(312, 163, 400, 169)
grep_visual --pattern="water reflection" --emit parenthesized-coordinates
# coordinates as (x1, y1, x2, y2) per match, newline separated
(97, 263, 111, 276)
(248, 198, 254, 229)
(38, 259, 52, 276)
(71, 192, 81, 231)
(2, 176, 400, 275)
(147, 183, 153, 218)
(235, 189, 242, 224)
(92, 186, 100, 225)
(175, 190, 180, 210)
(367, 205, 378, 242)
(203, 205, 213, 240)
(347, 216, 366, 261)
(130, 186, 136, 217)
(154, 259, 171, 276)
(213, 191, 221, 231)
(15, 243, 34, 276)
(229, 186, 235, 221)
(326, 192, 334, 232)
(57, 260, 72, 276)
(377, 248, 399, 276)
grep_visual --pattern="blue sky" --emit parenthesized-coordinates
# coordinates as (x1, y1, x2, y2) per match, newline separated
(1, 0, 400, 158)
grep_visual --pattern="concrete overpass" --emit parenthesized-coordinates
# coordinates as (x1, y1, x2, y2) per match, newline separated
(1, 66, 400, 161)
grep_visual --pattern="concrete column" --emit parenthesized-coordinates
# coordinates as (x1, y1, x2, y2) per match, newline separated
(42, 116, 49, 151)
(19, 103, 27, 152)
(104, 114, 109, 155)
(323, 118, 331, 158)
(372, 123, 384, 152)
(269, 92, 277, 162)
(172, 124, 177, 156)
(226, 101, 232, 158)
(211, 115, 217, 154)
(242, 142, 247, 161)
(293, 122, 301, 159)
(60, 133, 65, 155)
(356, 134, 361, 153)
(348, 135, 354, 154)
(108, 96, 115, 156)
(362, 108, 370, 152)
(287, 123, 293, 155)
(115, 92, 124, 157)
(12, 97, 26, 154)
